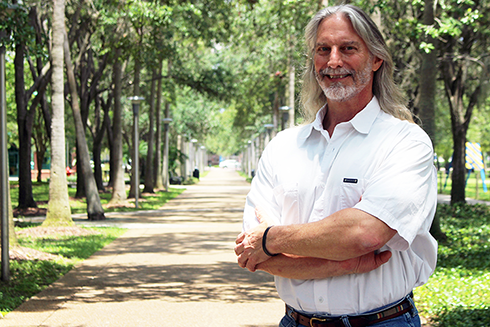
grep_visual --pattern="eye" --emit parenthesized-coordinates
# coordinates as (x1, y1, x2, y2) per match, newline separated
(316, 46, 330, 54)
(342, 44, 358, 53)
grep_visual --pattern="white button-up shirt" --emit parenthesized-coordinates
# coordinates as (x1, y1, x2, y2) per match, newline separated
(243, 97, 438, 315)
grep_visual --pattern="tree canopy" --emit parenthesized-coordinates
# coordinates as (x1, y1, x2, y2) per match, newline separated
(2, 0, 490, 209)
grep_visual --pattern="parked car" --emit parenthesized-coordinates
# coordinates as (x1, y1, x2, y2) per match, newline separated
(219, 159, 241, 169)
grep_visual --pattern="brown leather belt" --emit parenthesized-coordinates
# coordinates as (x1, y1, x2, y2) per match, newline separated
(287, 295, 413, 327)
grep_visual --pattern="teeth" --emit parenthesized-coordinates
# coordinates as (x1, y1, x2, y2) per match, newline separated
(328, 74, 349, 78)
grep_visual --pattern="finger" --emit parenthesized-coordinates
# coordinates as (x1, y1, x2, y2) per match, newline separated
(234, 243, 242, 256)
(235, 232, 245, 244)
(246, 257, 257, 273)
(237, 253, 248, 268)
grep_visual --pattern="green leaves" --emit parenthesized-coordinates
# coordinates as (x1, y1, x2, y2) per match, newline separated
(416, 204, 490, 326)
(420, 41, 436, 53)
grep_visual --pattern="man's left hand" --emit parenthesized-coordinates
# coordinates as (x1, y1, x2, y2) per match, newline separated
(234, 208, 274, 272)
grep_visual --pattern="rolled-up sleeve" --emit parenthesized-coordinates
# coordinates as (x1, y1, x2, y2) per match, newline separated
(354, 129, 438, 251)
(243, 142, 282, 232)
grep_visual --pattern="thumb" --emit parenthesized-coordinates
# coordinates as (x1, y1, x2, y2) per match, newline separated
(377, 251, 392, 265)
(235, 232, 245, 244)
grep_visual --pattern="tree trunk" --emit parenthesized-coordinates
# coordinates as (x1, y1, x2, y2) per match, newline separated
(442, 54, 480, 205)
(109, 51, 127, 204)
(107, 106, 114, 188)
(63, 30, 105, 221)
(417, 0, 446, 240)
(14, 41, 37, 209)
(65, 15, 108, 198)
(450, 121, 467, 204)
(154, 61, 164, 190)
(272, 90, 279, 138)
(128, 57, 142, 199)
(417, 0, 437, 142)
(44, 0, 73, 227)
(143, 70, 157, 193)
(31, 5, 52, 142)
(75, 146, 85, 198)
(162, 100, 170, 188)
(92, 97, 106, 192)
(33, 104, 49, 183)
(34, 143, 46, 183)
(288, 64, 295, 128)
(93, 135, 105, 192)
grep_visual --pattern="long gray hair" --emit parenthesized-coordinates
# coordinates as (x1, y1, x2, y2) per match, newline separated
(300, 4, 414, 123)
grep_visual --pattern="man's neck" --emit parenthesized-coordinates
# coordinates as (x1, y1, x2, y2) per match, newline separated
(322, 94, 374, 135)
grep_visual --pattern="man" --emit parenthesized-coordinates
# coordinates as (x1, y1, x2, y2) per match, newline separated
(234, 4, 437, 327)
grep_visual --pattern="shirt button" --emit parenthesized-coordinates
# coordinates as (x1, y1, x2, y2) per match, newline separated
(319, 297, 324, 303)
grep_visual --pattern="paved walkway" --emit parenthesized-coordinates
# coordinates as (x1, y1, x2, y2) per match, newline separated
(2, 168, 284, 327)
(4, 169, 485, 327)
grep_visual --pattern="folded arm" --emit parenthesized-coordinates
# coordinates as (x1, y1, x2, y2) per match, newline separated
(235, 208, 396, 273)
(256, 251, 392, 279)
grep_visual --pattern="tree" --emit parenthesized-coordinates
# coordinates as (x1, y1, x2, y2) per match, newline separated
(414, 0, 437, 142)
(154, 60, 164, 189)
(108, 49, 128, 204)
(416, 0, 446, 240)
(64, 1, 110, 196)
(44, 0, 72, 227)
(63, 28, 105, 221)
(126, 0, 149, 200)
(12, 5, 51, 209)
(435, 0, 490, 204)
(142, 68, 156, 193)
(32, 107, 49, 182)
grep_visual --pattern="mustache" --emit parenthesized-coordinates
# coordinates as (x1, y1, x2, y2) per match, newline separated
(317, 67, 355, 78)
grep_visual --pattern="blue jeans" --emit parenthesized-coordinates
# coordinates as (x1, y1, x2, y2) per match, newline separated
(279, 295, 421, 327)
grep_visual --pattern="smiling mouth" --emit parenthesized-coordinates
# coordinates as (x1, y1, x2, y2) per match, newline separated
(327, 74, 350, 79)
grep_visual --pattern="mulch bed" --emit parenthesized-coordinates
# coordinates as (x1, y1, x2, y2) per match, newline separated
(13, 207, 47, 217)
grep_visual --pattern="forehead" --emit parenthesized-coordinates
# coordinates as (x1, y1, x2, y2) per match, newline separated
(316, 13, 365, 46)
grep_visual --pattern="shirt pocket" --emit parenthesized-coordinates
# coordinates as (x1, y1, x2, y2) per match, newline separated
(339, 178, 365, 209)
(273, 183, 300, 224)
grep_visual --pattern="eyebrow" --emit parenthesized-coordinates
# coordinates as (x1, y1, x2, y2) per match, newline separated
(315, 40, 362, 47)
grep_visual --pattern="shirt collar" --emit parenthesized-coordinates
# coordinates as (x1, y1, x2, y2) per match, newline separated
(350, 96, 381, 134)
(298, 96, 381, 145)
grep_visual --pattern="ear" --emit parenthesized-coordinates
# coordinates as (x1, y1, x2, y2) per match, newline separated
(372, 57, 383, 72)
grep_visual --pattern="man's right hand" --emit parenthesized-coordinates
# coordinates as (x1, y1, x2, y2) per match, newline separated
(341, 250, 392, 275)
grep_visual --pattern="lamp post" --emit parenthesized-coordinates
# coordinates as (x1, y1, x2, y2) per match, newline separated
(0, 23, 9, 282)
(190, 138, 198, 176)
(0, 4, 18, 282)
(128, 96, 144, 208)
(162, 117, 172, 192)
(200, 146, 206, 172)
(279, 106, 291, 130)
(263, 123, 274, 150)
(247, 140, 252, 177)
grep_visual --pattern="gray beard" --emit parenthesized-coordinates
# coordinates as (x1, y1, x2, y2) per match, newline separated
(316, 63, 373, 102)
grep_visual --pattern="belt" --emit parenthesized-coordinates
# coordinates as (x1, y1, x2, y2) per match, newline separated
(287, 295, 413, 327)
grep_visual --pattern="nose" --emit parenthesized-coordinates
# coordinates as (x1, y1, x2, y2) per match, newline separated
(327, 47, 343, 69)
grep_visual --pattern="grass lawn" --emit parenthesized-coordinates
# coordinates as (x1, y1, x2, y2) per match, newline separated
(0, 224, 126, 316)
(437, 170, 490, 201)
(415, 203, 490, 326)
